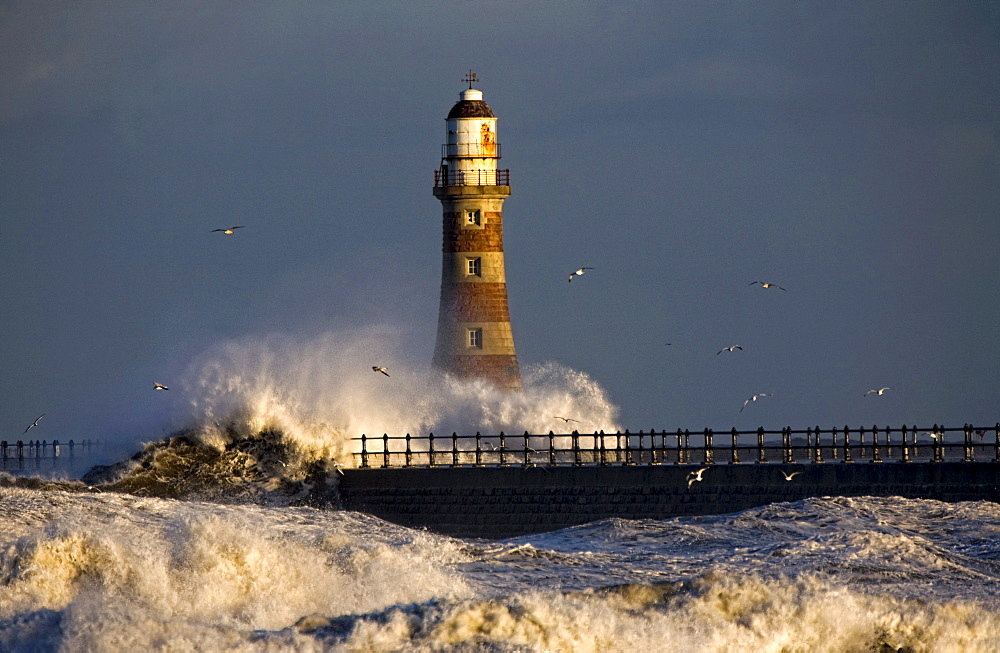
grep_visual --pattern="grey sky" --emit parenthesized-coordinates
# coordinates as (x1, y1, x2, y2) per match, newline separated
(2, 1, 998, 450)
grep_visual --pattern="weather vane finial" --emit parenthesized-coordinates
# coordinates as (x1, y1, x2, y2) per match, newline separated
(462, 70, 478, 89)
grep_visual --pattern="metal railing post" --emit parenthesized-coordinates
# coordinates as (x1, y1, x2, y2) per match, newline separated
(730, 428, 740, 464)
(872, 425, 882, 463)
(405, 433, 412, 467)
(704, 428, 714, 465)
(964, 423, 974, 462)
(475, 432, 482, 466)
(995, 423, 1000, 463)
(757, 427, 767, 464)
(453, 432, 459, 467)
(624, 429, 633, 465)
(382, 434, 390, 468)
(523, 432, 531, 467)
(843, 425, 853, 463)
(599, 431, 607, 466)
(549, 431, 556, 466)
(429, 433, 437, 467)
(573, 431, 581, 466)
(900, 425, 911, 463)
(499, 432, 507, 466)
(360, 434, 368, 468)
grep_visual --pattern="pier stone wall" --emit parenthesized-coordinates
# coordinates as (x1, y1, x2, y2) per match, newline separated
(338, 463, 1000, 538)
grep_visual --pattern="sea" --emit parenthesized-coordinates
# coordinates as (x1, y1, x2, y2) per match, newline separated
(2, 336, 999, 651)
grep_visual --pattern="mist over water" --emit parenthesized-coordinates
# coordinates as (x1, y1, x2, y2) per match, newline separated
(178, 327, 621, 465)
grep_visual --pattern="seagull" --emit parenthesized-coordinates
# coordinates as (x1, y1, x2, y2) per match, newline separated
(922, 431, 943, 441)
(740, 393, 771, 412)
(372, 366, 390, 377)
(864, 387, 891, 397)
(568, 267, 594, 282)
(553, 416, 579, 423)
(153, 382, 169, 391)
(687, 467, 709, 488)
(717, 345, 742, 355)
(210, 226, 246, 235)
(23, 414, 45, 434)
(781, 470, 801, 481)
(749, 281, 787, 291)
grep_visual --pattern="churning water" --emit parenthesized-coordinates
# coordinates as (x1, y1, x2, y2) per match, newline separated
(3, 331, 999, 651)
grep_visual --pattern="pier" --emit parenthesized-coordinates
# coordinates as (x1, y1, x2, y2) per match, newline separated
(0, 439, 104, 475)
(339, 424, 1000, 538)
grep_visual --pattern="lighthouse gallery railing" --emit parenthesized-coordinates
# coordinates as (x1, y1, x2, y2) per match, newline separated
(434, 169, 510, 187)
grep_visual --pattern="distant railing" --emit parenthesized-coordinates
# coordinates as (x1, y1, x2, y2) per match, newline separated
(1, 439, 104, 472)
(434, 169, 510, 187)
(350, 424, 1000, 469)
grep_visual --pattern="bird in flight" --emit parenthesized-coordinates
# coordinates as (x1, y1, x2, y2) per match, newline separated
(568, 267, 594, 282)
(372, 366, 390, 377)
(153, 382, 169, 391)
(864, 387, 891, 397)
(781, 470, 801, 481)
(717, 345, 742, 355)
(741, 393, 771, 412)
(553, 416, 579, 423)
(687, 467, 709, 488)
(749, 281, 786, 291)
(23, 414, 45, 434)
(211, 226, 246, 235)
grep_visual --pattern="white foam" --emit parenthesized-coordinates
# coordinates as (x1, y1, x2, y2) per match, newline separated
(177, 327, 621, 465)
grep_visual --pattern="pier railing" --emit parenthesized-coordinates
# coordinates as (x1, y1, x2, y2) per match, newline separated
(350, 424, 1000, 469)
(0, 439, 104, 472)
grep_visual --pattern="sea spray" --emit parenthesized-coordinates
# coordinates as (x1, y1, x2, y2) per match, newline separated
(179, 327, 621, 466)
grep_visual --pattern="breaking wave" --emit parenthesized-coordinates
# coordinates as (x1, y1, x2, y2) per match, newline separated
(176, 326, 621, 465)
(2, 490, 999, 651)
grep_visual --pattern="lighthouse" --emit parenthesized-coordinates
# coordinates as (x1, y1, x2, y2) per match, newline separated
(431, 75, 521, 390)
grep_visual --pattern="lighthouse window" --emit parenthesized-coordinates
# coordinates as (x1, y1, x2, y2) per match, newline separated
(466, 210, 481, 225)
(466, 257, 482, 276)
(468, 328, 483, 348)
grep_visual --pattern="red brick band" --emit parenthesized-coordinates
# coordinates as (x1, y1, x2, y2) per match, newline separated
(438, 283, 512, 322)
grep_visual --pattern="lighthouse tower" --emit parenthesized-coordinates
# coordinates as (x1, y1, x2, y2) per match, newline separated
(432, 76, 521, 390)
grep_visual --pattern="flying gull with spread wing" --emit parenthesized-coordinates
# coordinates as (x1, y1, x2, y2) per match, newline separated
(211, 226, 246, 235)
(372, 366, 390, 377)
(749, 281, 786, 291)
(717, 345, 742, 355)
(864, 387, 891, 397)
(741, 393, 771, 412)
(23, 414, 45, 434)
(568, 267, 594, 282)
(687, 467, 709, 488)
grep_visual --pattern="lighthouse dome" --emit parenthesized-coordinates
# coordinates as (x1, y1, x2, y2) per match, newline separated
(447, 89, 495, 119)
